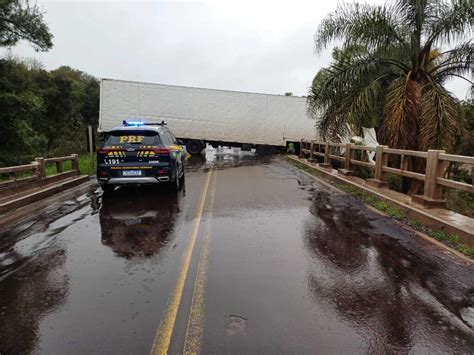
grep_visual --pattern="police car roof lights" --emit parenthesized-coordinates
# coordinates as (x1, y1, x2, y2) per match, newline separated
(122, 120, 167, 126)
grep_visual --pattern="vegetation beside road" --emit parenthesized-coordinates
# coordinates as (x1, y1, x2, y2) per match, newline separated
(0, 1, 99, 168)
(308, 0, 472, 152)
(42, 154, 96, 177)
(307, 0, 473, 194)
(0, 58, 99, 167)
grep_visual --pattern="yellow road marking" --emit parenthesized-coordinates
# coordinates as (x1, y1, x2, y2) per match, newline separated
(183, 171, 217, 355)
(150, 170, 214, 355)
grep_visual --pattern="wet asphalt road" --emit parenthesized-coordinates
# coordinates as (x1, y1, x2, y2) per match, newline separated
(1, 149, 473, 354)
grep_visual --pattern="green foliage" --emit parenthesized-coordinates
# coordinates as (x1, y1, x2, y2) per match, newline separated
(0, 58, 99, 166)
(354, 166, 373, 179)
(369, 198, 406, 219)
(408, 219, 422, 227)
(386, 173, 403, 192)
(286, 142, 295, 154)
(42, 154, 96, 177)
(429, 230, 459, 244)
(458, 245, 474, 258)
(445, 189, 474, 218)
(0, 0, 53, 51)
(78, 154, 96, 176)
(460, 100, 474, 156)
(308, 0, 472, 153)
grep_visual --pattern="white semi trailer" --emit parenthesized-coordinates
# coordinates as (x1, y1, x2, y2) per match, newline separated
(99, 78, 317, 155)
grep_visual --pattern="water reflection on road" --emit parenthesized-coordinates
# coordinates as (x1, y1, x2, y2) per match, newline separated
(304, 189, 474, 353)
(100, 188, 180, 259)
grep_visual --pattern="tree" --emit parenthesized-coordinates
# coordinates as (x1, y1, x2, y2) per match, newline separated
(460, 100, 474, 156)
(307, 0, 472, 153)
(0, 0, 53, 51)
(0, 58, 99, 166)
(0, 57, 48, 164)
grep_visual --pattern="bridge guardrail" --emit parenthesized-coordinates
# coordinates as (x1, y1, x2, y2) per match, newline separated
(0, 154, 80, 196)
(299, 139, 473, 208)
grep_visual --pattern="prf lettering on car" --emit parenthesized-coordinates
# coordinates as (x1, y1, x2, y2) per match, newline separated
(119, 136, 145, 144)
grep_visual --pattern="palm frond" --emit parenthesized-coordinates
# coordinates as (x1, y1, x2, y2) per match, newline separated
(425, 0, 473, 46)
(419, 80, 465, 151)
(380, 75, 422, 149)
(307, 55, 393, 139)
(429, 41, 473, 79)
(314, 2, 409, 53)
(311, 0, 472, 155)
(316, 104, 352, 141)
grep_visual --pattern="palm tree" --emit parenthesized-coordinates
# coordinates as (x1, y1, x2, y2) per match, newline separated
(307, 0, 472, 153)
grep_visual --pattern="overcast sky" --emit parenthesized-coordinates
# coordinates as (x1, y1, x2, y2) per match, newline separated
(3, 0, 470, 98)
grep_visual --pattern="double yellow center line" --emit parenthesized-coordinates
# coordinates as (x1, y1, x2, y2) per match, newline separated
(151, 170, 216, 355)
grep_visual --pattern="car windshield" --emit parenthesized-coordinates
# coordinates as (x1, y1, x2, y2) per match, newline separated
(103, 130, 161, 146)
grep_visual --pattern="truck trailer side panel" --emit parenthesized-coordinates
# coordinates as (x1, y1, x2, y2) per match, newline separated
(99, 79, 317, 146)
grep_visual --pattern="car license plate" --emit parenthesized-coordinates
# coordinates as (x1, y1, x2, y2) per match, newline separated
(123, 170, 142, 176)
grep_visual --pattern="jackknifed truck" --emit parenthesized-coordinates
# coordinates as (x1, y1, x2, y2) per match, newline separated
(99, 78, 317, 155)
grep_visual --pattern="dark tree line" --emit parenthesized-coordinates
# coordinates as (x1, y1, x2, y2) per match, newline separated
(0, 1, 99, 166)
(0, 58, 99, 165)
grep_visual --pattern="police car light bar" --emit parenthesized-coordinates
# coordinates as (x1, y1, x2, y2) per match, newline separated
(123, 120, 167, 126)
(123, 120, 143, 126)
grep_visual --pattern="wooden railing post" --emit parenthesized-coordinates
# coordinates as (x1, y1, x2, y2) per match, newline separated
(71, 154, 80, 175)
(411, 150, 446, 208)
(320, 142, 332, 168)
(299, 139, 304, 158)
(345, 143, 352, 170)
(367, 145, 389, 188)
(56, 161, 63, 174)
(424, 150, 446, 200)
(35, 157, 45, 180)
(338, 143, 354, 176)
(309, 140, 315, 162)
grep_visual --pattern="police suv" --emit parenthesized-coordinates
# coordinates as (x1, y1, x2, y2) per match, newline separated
(97, 121, 185, 191)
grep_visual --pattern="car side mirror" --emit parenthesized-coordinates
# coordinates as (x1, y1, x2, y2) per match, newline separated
(177, 139, 184, 145)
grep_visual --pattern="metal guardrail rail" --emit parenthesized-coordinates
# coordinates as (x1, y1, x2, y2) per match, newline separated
(299, 140, 473, 208)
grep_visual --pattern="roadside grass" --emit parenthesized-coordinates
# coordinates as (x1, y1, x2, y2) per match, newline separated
(44, 154, 96, 176)
(286, 156, 474, 259)
(78, 154, 96, 176)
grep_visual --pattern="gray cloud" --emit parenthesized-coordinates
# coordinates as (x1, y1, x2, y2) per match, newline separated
(3, 0, 470, 99)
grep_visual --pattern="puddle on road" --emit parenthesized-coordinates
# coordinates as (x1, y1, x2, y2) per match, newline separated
(225, 315, 248, 336)
(100, 187, 180, 258)
(0, 182, 185, 354)
(303, 188, 474, 352)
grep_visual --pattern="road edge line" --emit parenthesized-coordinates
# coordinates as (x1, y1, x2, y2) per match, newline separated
(150, 169, 214, 355)
(183, 170, 217, 354)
